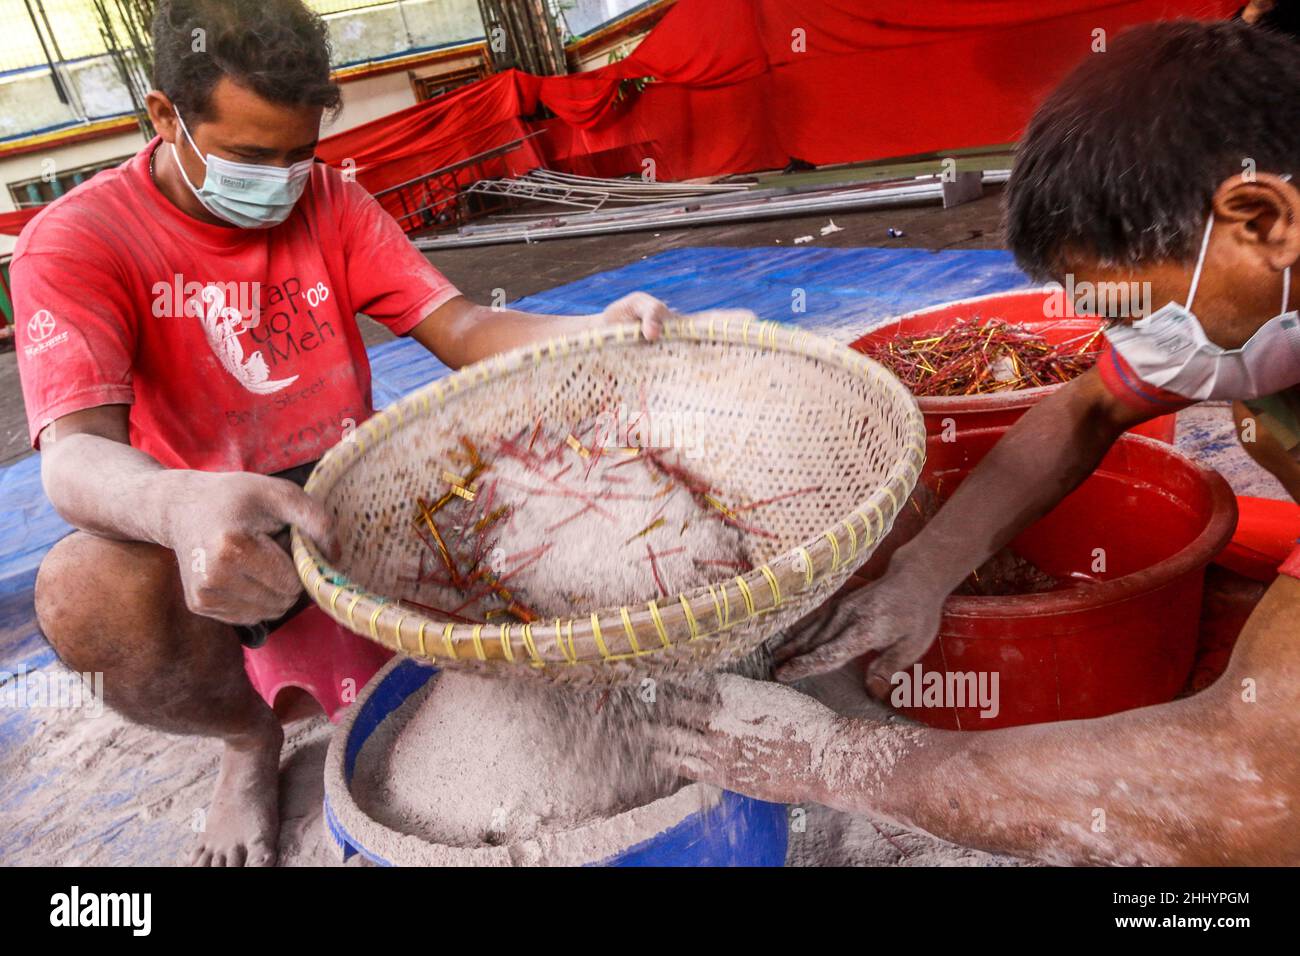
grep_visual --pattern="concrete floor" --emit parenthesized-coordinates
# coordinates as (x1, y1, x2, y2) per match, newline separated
(0, 188, 1004, 467)
(420, 190, 1004, 309)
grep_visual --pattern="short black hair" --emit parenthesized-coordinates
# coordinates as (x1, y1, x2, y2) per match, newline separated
(1006, 20, 1300, 281)
(152, 0, 342, 122)
(1255, 0, 1300, 39)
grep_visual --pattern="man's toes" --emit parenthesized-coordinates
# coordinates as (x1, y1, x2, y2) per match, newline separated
(210, 850, 227, 867)
(190, 847, 213, 867)
(247, 840, 277, 867)
(227, 844, 248, 867)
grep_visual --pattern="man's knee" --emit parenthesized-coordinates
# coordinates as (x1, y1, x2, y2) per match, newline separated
(35, 532, 183, 672)
(35, 533, 259, 733)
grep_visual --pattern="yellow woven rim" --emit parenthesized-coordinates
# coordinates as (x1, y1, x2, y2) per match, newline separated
(291, 315, 925, 673)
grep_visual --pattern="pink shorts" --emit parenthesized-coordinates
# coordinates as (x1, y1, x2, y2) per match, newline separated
(242, 605, 393, 722)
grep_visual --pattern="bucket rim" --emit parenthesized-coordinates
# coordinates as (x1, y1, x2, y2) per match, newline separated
(933, 429, 1239, 620)
(851, 286, 1100, 412)
(323, 657, 729, 867)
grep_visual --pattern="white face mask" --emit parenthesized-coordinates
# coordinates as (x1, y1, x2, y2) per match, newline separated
(1104, 210, 1300, 401)
(171, 109, 313, 230)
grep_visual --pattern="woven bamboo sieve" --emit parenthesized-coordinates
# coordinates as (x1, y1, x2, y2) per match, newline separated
(292, 313, 926, 684)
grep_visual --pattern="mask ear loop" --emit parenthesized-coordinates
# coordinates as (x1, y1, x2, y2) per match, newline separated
(173, 108, 206, 166)
(1184, 211, 1215, 312)
(169, 107, 210, 199)
(1274, 174, 1293, 314)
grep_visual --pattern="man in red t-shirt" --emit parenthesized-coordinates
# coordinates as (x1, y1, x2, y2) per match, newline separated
(654, 21, 1300, 864)
(16, 0, 681, 867)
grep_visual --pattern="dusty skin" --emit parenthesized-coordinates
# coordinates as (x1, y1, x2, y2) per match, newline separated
(658, 570, 1300, 866)
(666, 163, 1300, 865)
(36, 533, 285, 866)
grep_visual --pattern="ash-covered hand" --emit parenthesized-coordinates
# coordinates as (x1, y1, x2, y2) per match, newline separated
(773, 560, 946, 694)
(651, 673, 842, 806)
(772, 483, 946, 690)
(594, 292, 675, 341)
(157, 470, 338, 626)
(594, 295, 759, 344)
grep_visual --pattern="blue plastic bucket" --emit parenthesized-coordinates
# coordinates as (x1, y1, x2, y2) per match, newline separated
(323, 658, 788, 866)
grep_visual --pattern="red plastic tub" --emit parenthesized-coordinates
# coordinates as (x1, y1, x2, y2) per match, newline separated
(890, 427, 1237, 730)
(850, 288, 1177, 443)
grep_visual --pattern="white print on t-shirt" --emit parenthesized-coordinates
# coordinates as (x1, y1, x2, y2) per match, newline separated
(22, 309, 70, 359)
(196, 284, 298, 395)
(304, 281, 330, 308)
(28, 310, 56, 341)
(153, 274, 261, 325)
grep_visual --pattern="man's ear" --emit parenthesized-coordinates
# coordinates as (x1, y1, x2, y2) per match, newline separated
(1212, 172, 1300, 273)
(145, 91, 181, 146)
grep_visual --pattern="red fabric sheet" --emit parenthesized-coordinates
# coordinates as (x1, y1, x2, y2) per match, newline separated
(1228, 496, 1300, 583)
(315, 71, 547, 223)
(0, 206, 44, 238)
(6, 0, 1240, 237)
(317, 0, 1238, 229)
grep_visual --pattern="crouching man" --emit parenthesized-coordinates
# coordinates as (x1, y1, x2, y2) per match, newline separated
(18, 0, 677, 866)
(656, 20, 1300, 865)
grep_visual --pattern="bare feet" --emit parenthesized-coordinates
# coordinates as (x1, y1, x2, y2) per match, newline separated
(190, 717, 284, 867)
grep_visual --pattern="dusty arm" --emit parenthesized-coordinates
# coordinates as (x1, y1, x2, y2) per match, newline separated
(406, 292, 680, 370)
(40, 406, 336, 625)
(662, 576, 1300, 865)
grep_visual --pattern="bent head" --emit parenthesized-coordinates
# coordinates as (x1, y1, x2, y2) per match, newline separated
(1007, 21, 1300, 349)
(144, 0, 342, 226)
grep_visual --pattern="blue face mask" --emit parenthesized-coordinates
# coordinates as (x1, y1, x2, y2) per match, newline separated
(171, 109, 313, 229)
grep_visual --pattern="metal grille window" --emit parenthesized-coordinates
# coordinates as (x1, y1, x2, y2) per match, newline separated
(0, 0, 653, 142)
(7, 154, 127, 207)
(0, 0, 651, 75)
(561, 0, 651, 37)
(0, 1, 445, 75)
(411, 61, 489, 101)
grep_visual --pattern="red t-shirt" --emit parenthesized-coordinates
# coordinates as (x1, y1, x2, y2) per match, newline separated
(12, 138, 459, 474)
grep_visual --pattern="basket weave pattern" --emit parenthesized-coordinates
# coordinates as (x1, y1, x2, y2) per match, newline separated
(292, 315, 925, 683)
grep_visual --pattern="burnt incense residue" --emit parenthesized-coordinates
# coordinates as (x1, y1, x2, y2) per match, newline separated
(910, 481, 1102, 598)
(396, 420, 797, 624)
(863, 317, 1102, 396)
(349, 648, 777, 861)
(957, 549, 1061, 597)
(957, 552, 1106, 597)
